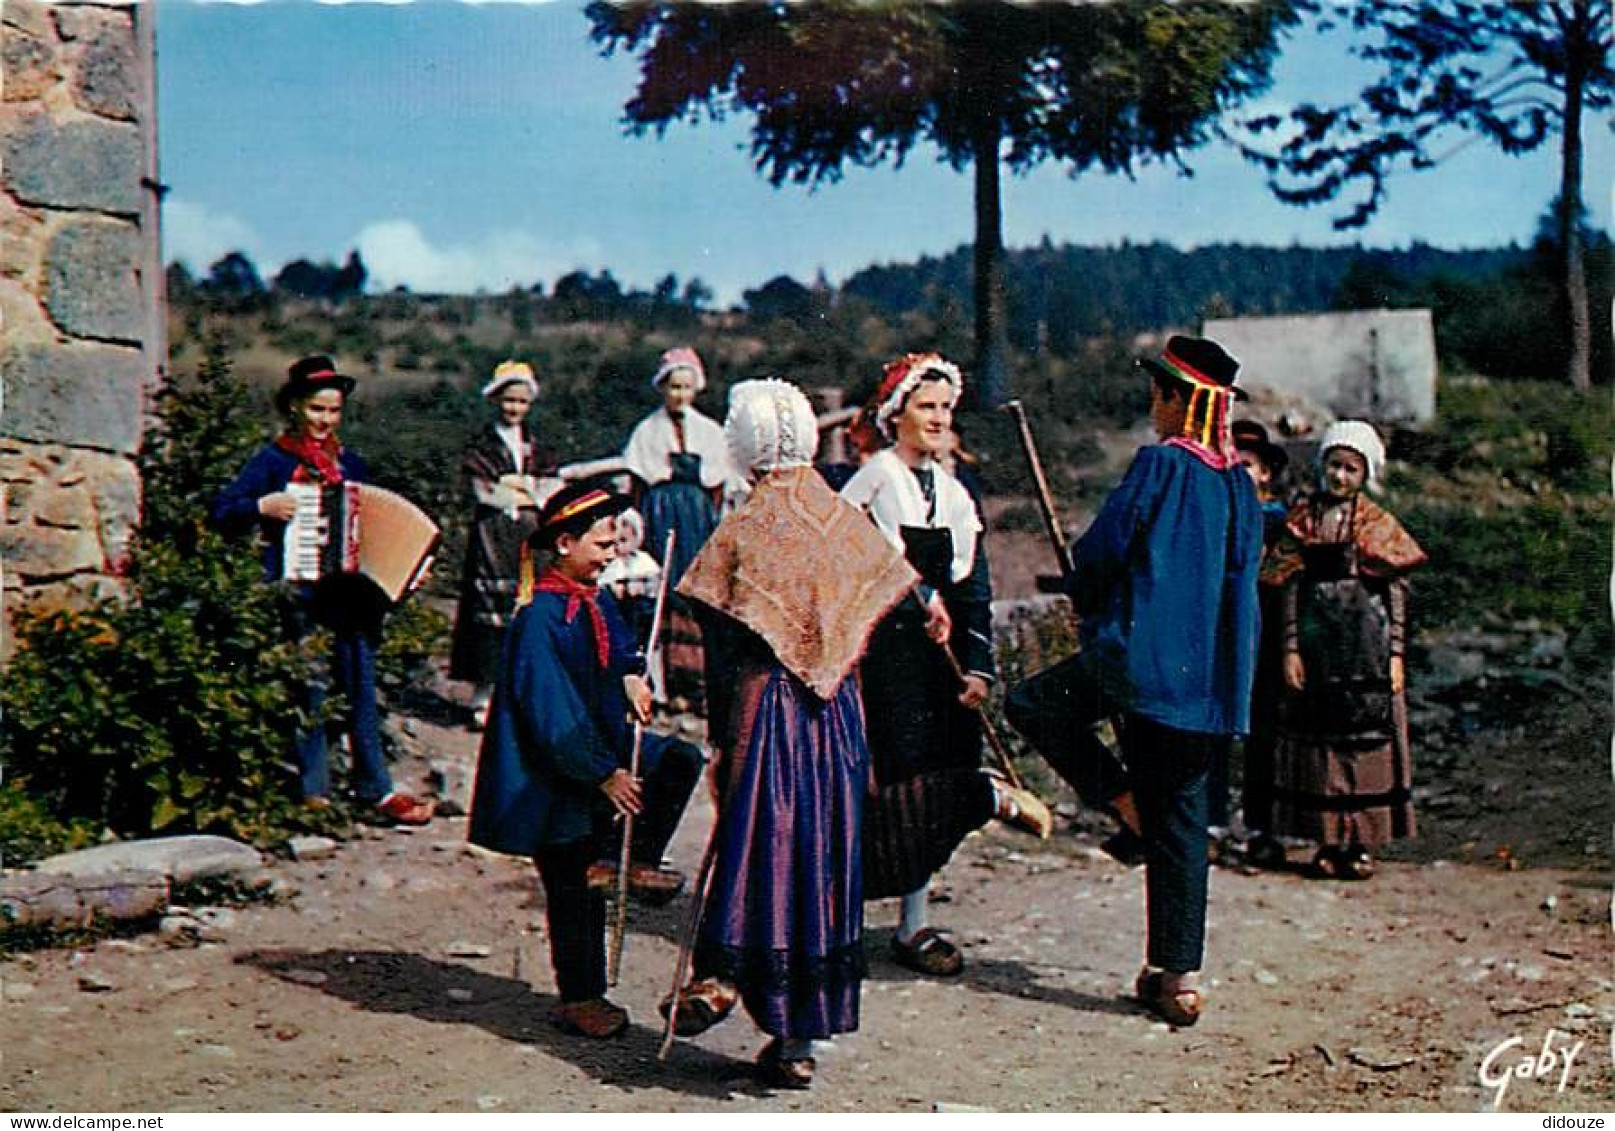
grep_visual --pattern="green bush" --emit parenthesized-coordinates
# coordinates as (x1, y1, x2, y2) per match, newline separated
(0, 782, 98, 867)
(0, 348, 317, 859)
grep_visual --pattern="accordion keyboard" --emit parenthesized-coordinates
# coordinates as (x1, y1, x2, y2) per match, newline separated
(283, 482, 329, 582)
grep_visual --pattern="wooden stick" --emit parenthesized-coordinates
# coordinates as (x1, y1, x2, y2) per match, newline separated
(934, 634, 1026, 792)
(658, 830, 721, 1060)
(606, 529, 676, 987)
(1002, 399, 1074, 579)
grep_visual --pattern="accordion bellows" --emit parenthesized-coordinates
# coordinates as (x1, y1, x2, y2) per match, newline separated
(284, 482, 440, 603)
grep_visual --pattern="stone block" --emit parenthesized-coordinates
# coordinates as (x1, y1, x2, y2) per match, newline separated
(45, 216, 144, 342)
(69, 17, 137, 121)
(2, 111, 142, 215)
(1, 340, 148, 453)
(32, 481, 96, 530)
(2, 21, 59, 102)
(0, 203, 47, 279)
(0, 518, 103, 577)
(51, 3, 121, 43)
(74, 449, 141, 565)
(37, 835, 266, 886)
(0, 278, 53, 345)
(3, 0, 54, 40)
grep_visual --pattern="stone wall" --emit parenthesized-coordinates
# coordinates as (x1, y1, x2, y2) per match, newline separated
(1, 0, 161, 654)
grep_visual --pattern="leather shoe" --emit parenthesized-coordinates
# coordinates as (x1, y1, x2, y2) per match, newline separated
(890, 928, 963, 977)
(658, 976, 739, 1036)
(1135, 968, 1203, 1027)
(375, 792, 434, 826)
(584, 862, 686, 905)
(550, 997, 628, 1039)
(757, 1037, 814, 1089)
(994, 782, 1054, 839)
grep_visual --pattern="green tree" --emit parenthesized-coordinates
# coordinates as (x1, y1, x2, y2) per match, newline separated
(587, 0, 1298, 407)
(1240, 0, 1613, 389)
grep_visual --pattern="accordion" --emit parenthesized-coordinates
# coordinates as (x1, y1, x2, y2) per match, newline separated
(283, 482, 440, 604)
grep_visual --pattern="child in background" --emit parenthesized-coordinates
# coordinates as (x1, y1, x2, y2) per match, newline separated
(1260, 421, 1427, 881)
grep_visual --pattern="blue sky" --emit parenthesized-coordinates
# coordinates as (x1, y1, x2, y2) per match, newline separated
(157, 0, 1614, 304)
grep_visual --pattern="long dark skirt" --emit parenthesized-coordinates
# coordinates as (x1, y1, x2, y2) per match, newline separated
(450, 504, 537, 685)
(641, 478, 717, 589)
(857, 607, 993, 896)
(1268, 574, 1415, 848)
(693, 658, 868, 1040)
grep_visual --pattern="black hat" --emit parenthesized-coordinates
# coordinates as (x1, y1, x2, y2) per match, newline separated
(1231, 419, 1289, 473)
(1139, 335, 1247, 401)
(275, 355, 357, 414)
(533, 479, 630, 550)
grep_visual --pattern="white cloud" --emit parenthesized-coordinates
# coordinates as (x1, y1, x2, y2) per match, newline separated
(161, 199, 267, 274)
(354, 219, 603, 295)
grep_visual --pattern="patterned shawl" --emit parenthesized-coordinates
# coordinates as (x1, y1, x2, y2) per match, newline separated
(678, 465, 919, 700)
(1261, 492, 1428, 585)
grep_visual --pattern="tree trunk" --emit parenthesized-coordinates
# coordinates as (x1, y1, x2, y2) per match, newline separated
(1559, 0, 1592, 390)
(971, 119, 1010, 409)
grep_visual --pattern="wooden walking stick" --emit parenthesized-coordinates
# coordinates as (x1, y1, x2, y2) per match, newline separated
(657, 828, 721, 1060)
(1002, 399, 1075, 580)
(934, 631, 1027, 792)
(606, 529, 676, 987)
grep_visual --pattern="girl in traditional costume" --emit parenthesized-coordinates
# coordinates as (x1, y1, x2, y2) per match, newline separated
(211, 355, 433, 826)
(1260, 420, 1427, 881)
(467, 481, 652, 1039)
(840, 353, 1051, 979)
(621, 346, 735, 710)
(449, 360, 559, 730)
(666, 380, 917, 1088)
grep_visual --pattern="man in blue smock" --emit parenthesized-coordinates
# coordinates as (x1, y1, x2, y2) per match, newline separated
(1067, 335, 1263, 1028)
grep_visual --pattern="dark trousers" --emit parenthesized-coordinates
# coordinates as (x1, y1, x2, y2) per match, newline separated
(284, 585, 391, 804)
(533, 839, 606, 1003)
(591, 733, 705, 865)
(1125, 715, 1228, 974)
(1004, 652, 1130, 807)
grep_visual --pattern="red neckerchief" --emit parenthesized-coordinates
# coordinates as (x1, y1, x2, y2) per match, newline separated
(274, 431, 345, 485)
(533, 567, 610, 670)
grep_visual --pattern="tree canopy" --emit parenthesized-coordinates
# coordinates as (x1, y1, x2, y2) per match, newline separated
(588, 0, 1300, 406)
(1239, 0, 1613, 387)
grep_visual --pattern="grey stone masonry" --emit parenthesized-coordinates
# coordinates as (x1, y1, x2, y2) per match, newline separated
(2, 342, 147, 454)
(45, 216, 145, 343)
(2, 110, 144, 216)
(0, 0, 157, 653)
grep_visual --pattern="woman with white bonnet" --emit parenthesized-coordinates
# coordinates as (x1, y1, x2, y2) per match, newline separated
(450, 359, 558, 729)
(621, 346, 734, 588)
(622, 347, 736, 712)
(1257, 419, 1428, 881)
(667, 379, 917, 1089)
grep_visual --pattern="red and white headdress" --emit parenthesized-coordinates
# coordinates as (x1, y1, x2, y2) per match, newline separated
(871, 352, 963, 441)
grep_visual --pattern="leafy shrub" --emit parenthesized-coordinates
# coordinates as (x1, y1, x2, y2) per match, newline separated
(0, 783, 98, 867)
(0, 348, 316, 859)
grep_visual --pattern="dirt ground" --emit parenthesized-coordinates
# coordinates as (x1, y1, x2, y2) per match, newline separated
(2, 671, 1611, 1114)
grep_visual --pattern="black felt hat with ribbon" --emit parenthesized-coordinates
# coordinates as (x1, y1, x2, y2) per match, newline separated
(532, 479, 631, 550)
(275, 354, 357, 414)
(1138, 335, 1247, 401)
